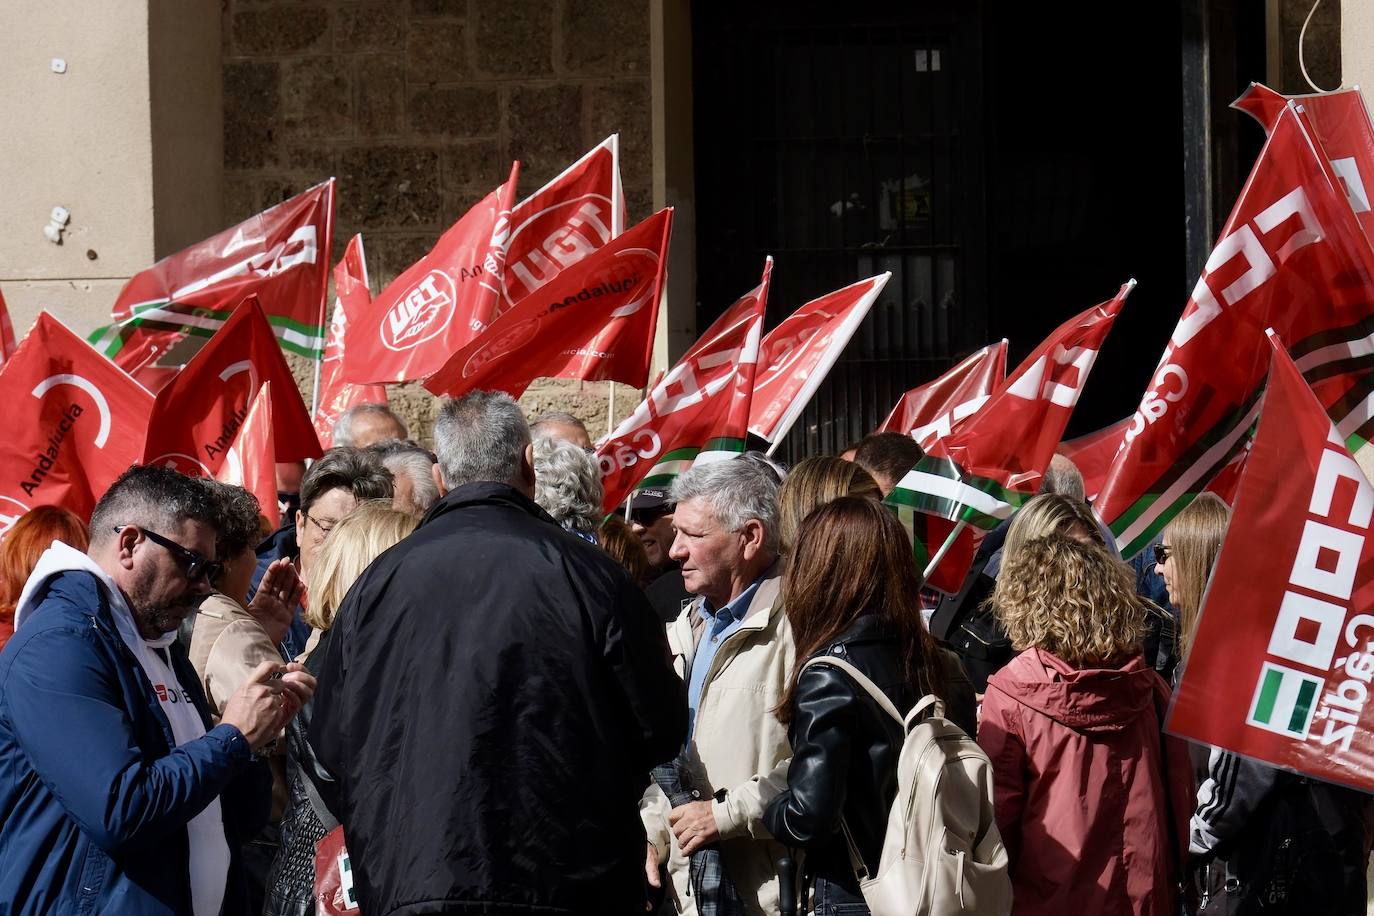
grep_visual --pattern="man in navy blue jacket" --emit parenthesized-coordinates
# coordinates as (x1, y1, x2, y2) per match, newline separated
(0, 466, 315, 915)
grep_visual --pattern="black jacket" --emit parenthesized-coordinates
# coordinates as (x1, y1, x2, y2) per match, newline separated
(310, 483, 687, 916)
(762, 615, 920, 897)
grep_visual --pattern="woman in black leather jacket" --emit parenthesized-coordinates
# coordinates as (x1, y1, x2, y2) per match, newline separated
(763, 496, 947, 914)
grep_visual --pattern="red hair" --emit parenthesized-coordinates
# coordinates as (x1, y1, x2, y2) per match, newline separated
(0, 506, 90, 623)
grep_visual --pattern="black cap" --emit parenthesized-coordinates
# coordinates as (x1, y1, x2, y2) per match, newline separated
(629, 487, 671, 511)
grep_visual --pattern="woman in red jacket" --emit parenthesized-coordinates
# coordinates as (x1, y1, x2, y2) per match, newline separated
(977, 531, 1194, 916)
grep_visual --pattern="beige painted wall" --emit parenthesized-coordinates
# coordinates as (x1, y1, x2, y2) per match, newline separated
(0, 1, 221, 341)
(1344, 0, 1374, 91)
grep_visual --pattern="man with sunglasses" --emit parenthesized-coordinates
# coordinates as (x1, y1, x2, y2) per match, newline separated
(626, 488, 695, 623)
(0, 465, 315, 916)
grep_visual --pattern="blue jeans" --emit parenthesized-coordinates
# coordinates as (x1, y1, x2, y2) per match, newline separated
(812, 877, 869, 915)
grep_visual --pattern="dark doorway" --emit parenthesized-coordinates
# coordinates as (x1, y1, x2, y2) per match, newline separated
(692, 2, 1266, 463)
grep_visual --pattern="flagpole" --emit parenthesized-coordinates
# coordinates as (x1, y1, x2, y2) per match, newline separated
(607, 382, 616, 438)
(765, 436, 782, 458)
(923, 520, 968, 582)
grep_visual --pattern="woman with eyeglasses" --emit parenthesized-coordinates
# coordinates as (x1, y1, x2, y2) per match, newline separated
(264, 501, 419, 916)
(1159, 495, 1372, 915)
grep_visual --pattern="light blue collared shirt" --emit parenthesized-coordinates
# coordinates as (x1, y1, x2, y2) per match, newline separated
(685, 579, 763, 742)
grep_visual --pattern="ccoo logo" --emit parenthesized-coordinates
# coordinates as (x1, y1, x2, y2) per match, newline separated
(148, 453, 215, 478)
(0, 496, 32, 539)
(381, 270, 456, 352)
(32, 374, 113, 448)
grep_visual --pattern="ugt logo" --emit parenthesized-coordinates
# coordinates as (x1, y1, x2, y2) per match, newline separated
(381, 270, 456, 352)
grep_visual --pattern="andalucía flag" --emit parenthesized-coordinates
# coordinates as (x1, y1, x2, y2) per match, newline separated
(595, 259, 771, 513)
(89, 181, 335, 389)
(885, 282, 1130, 592)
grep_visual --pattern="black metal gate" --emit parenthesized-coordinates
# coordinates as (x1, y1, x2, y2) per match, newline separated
(692, 2, 987, 464)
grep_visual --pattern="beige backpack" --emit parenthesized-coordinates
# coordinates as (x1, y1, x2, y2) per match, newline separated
(800, 656, 1012, 916)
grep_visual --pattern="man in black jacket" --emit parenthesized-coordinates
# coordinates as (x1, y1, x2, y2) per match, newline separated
(311, 390, 687, 916)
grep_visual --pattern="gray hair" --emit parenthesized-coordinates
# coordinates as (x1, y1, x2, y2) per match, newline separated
(376, 444, 441, 513)
(530, 410, 589, 437)
(1039, 454, 1086, 503)
(533, 436, 604, 534)
(89, 466, 221, 550)
(300, 447, 395, 513)
(433, 390, 532, 489)
(670, 459, 781, 553)
(333, 403, 408, 448)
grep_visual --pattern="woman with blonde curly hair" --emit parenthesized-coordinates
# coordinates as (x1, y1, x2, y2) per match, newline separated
(977, 534, 1194, 916)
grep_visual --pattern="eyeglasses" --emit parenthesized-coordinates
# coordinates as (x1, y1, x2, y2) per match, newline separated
(301, 511, 340, 537)
(115, 526, 223, 584)
(1152, 543, 1172, 565)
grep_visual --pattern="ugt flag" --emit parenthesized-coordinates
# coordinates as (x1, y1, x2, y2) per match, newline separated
(1169, 333, 1374, 791)
(597, 259, 771, 513)
(748, 273, 888, 444)
(0, 313, 153, 529)
(501, 135, 626, 315)
(314, 235, 388, 448)
(877, 340, 1009, 449)
(886, 282, 1129, 591)
(343, 164, 520, 384)
(1058, 418, 1130, 503)
(1096, 104, 1374, 558)
(1233, 83, 1374, 247)
(89, 180, 335, 385)
(217, 382, 281, 531)
(143, 297, 321, 473)
(425, 209, 672, 399)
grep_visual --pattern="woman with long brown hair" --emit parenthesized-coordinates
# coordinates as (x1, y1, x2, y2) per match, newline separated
(0, 506, 89, 651)
(762, 496, 946, 913)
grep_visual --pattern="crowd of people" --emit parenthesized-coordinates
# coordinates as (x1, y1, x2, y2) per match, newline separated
(0, 394, 1369, 916)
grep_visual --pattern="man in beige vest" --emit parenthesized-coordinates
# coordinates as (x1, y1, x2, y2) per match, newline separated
(642, 458, 793, 916)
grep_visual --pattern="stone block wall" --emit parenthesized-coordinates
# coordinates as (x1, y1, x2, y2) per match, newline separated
(222, 0, 654, 443)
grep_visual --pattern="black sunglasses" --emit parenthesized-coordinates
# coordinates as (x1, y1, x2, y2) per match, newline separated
(1152, 543, 1172, 565)
(115, 526, 224, 584)
(626, 505, 673, 526)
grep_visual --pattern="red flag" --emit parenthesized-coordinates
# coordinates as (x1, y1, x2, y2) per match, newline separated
(314, 236, 388, 448)
(1234, 83, 1374, 247)
(1169, 333, 1374, 791)
(143, 297, 321, 472)
(1097, 104, 1374, 557)
(501, 136, 625, 314)
(1059, 418, 1129, 503)
(886, 282, 1130, 591)
(0, 287, 16, 368)
(216, 382, 281, 530)
(748, 274, 888, 443)
(596, 259, 771, 513)
(89, 181, 335, 386)
(877, 340, 1009, 448)
(0, 313, 154, 530)
(343, 164, 520, 384)
(424, 209, 672, 399)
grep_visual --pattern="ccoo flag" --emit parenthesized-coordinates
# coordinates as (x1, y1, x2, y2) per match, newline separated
(1169, 333, 1374, 791)
(343, 163, 520, 384)
(314, 235, 388, 447)
(877, 340, 1009, 449)
(596, 259, 771, 514)
(143, 297, 321, 472)
(89, 180, 335, 386)
(1096, 104, 1374, 558)
(0, 313, 154, 529)
(424, 209, 672, 399)
(886, 282, 1130, 591)
(0, 287, 16, 369)
(216, 382, 281, 531)
(748, 274, 888, 444)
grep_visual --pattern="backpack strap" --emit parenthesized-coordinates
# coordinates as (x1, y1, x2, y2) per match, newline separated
(801, 655, 904, 726)
(904, 694, 946, 730)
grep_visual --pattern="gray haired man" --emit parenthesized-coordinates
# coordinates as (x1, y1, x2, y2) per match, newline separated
(311, 390, 685, 916)
(331, 402, 408, 449)
(641, 458, 792, 916)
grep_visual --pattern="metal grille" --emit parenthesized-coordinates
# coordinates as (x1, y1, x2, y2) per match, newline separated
(693, 3, 987, 465)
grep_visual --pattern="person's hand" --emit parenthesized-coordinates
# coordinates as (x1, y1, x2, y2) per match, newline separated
(669, 800, 719, 857)
(278, 661, 316, 708)
(221, 661, 293, 750)
(247, 558, 302, 645)
(644, 842, 660, 911)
